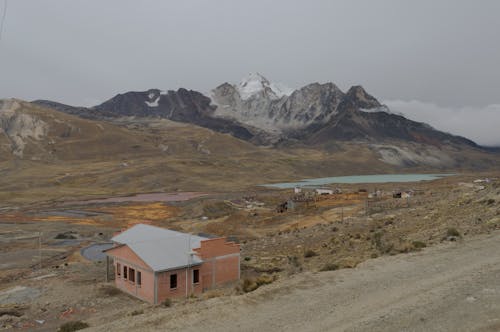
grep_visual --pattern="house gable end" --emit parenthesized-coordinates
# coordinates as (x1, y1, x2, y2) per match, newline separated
(106, 244, 152, 271)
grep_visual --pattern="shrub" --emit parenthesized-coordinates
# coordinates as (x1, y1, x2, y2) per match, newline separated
(244, 256, 251, 261)
(446, 228, 460, 237)
(254, 266, 283, 273)
(255, 274, 275, 286)
(372, 231, 384, 251)
(287, 255, 301, 268)
(371, 231, 395, 254)
(58, 321, 89, 332)
(304, 250, 318, 258)
(241, 274, 275, 293)
(242, 278, 259, 293)
(130, 309, 144, 316)
(320, 263, 339, 272)
(412, 241, 427, 249)
(55, 232, 76, 240)
(162, 298, 172, 307)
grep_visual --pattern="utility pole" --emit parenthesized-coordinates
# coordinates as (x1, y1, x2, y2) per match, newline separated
(186, 233, 191, 299)
(105, 256, 110, 282)
(38, 232, 42, 270)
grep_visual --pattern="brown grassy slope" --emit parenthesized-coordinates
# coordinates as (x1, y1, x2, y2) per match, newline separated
(0, 100, 498, 206)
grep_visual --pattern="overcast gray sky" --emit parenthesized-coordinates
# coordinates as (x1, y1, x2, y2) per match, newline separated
(1, 0, 499, 145)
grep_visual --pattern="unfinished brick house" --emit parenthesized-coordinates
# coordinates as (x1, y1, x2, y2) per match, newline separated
(104, 224, 240, 304)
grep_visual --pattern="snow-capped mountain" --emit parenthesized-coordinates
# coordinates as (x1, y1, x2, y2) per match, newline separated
(33, 73, 478, 148)
(211, 73, 346, 133)
(211, 74, 397, 136)
(236, 72, 293, 101)
(210, 73, 292, 133)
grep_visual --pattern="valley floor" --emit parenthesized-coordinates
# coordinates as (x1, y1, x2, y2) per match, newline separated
(87, 230, 500, 332)
(0, 173, 499, 331)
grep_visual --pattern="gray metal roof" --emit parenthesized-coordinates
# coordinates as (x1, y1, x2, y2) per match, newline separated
(110, 224, 209, 272)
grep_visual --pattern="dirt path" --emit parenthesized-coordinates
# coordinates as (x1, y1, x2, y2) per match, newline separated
(87, 231, 500, 332)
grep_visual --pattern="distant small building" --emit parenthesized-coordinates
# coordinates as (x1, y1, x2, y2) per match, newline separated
(393, 190, 412, 199)
(369, 190, 382, 198)
(294, 187, 302, 194)
(401, 192, 412, 199)
(315, 188, 334, 195)
(105, 224, 240, 304)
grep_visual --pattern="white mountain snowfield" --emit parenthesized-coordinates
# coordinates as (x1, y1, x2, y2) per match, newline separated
(210, 73, 294, 133)
(236, 72, 294, 100)
(210, 73, 347, 134)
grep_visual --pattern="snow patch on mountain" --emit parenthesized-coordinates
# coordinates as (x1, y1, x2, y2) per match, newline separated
(269, 82, 295, 98)
(237, 73, 293, 100)
(145, 92, 160, 107)
(145, 97, 159, 107)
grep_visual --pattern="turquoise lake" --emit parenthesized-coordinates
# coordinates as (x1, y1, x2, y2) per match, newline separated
(263, 173, 454, 189)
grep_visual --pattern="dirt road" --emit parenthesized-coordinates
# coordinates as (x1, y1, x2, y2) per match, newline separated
(88, 231, 500, 331)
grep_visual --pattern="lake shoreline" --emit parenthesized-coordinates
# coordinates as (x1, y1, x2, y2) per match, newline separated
(262, 173, 455, 189)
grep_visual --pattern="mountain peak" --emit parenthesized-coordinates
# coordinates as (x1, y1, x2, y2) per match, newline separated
(240, 72, 269, 85)
(345, 85, 381, 109)
(236, 72, 293, 100)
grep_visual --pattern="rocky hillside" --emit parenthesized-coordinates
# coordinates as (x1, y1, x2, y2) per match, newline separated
(36, 89, 255, 141)
(0, 99, 49, 158)
(0, 99, 165, 161)
(301, 86, 476, 147)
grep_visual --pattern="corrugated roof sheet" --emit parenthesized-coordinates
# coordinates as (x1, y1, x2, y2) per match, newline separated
(110, 224, 208, 272)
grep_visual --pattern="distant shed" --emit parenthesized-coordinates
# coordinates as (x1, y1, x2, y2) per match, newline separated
(315, 188, 334, 195)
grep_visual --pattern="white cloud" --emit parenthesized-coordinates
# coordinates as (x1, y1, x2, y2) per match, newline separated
(384, 100, 500, 147)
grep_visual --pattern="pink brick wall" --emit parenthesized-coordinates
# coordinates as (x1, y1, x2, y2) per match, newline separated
(107, 237, 240, 304)
(196, 238, 240, 290)
(156, 266, 203, 303)
(108, 245, 155, 303)
(114, 263, 155, 303)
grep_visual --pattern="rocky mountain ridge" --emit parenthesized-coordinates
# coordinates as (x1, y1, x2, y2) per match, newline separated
(2, 98, 498, 173)
(33, 73, 478, 148)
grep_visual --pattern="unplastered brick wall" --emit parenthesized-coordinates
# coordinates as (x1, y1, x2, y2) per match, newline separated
(195, 238, 240, 259)
(195, 238, 240, 289)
